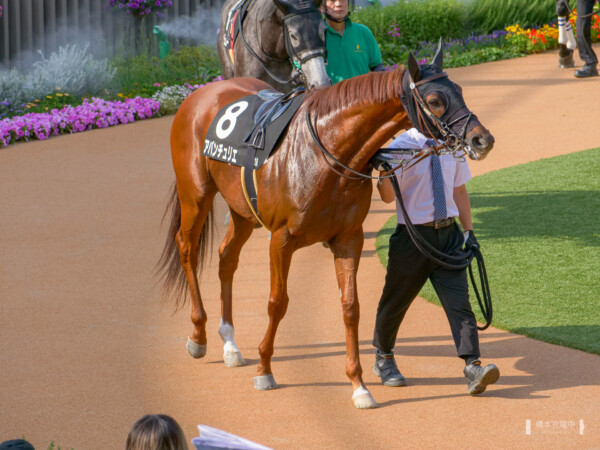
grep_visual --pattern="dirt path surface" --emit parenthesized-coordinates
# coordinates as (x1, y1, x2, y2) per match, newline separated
(2, 48, 599, 449)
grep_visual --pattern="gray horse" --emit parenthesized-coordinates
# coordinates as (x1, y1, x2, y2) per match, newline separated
(217, 0, 331, 91)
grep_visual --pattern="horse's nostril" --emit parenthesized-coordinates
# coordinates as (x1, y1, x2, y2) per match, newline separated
(471, 135, 488, 149)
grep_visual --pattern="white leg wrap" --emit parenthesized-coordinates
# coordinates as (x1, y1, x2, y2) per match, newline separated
(219, 320, 246, 367)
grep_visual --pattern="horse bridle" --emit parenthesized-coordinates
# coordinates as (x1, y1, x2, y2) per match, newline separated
(400, 70, 480, 160)
(305, 69, 479, 183)
(238, 0, 326, 86)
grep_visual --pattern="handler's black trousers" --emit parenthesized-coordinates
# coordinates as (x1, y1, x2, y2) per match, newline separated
(372, 222, 480, 359)
(577, 0, 598, 66)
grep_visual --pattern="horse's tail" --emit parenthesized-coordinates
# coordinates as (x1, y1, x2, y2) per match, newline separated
(156, 181, 214, 311)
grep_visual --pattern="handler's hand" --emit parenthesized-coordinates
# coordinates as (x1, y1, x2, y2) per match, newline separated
(464, 230, 480, 252)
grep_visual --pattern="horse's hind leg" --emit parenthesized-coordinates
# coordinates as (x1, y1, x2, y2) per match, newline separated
(218, 209, 255, 367)
(331, 229, 378, 409)
(178, 189, 217, 358)
(254, 228, 295, 390)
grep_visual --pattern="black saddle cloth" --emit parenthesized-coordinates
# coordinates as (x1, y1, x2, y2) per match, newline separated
(203, 88, 306, 169)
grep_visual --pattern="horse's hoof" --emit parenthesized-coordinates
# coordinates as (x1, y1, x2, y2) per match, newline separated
(224, 350, 246, 367)
(352, 386, 378, 409)
(253, 374, 277, 390)
(187, 337, 207, 359)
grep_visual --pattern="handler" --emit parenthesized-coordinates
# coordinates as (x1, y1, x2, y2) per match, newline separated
(321, 0, 385, 83)
(574, 0, 599, 77)
(372, 130, 500, 395)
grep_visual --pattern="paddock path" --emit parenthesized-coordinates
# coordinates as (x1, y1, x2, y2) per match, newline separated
(1, 48, 599, 449)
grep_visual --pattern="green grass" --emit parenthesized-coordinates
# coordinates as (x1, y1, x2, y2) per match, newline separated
(375, 148, 600, 354)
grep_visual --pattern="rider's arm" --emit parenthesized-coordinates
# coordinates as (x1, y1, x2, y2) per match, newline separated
(454, 183, 473, 231)
(377, 177, 396, 204)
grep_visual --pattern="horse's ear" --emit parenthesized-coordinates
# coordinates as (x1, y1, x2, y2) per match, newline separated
(408, 53, 421, 82)
(432, 37, 444, 69)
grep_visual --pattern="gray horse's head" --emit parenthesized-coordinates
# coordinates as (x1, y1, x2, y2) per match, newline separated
(273, 0, 331, 89)
(403, 39, 494, 160)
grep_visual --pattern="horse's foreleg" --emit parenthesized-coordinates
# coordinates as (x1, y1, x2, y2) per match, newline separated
(331, 229, 378, 409)
(254, 228, 295, 390)
(178, 195, 215, 358)
(218, 209, 255, 367)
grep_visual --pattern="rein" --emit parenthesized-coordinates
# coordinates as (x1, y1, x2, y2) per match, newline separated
(558, 0, 600, 19)
(379, 160, 493, 330)
(237, 0, 325, 85)
(303, 75, 492, 328)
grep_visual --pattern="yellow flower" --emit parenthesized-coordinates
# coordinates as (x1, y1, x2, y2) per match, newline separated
(46, 95, 52, 99)
(118, 93, 124, 98)
(56, 93, 63, 97)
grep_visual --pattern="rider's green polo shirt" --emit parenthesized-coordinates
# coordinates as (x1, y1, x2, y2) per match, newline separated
(325, 18, 383, 84)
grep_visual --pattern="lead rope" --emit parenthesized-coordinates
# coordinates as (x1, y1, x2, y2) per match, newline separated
(381, 161, 493, 330)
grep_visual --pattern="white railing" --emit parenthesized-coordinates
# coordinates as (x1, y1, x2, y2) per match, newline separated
(0, 0, 222, 69)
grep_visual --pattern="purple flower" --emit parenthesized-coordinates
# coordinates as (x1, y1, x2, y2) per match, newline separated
(109, 0, 172, 18)
(0, 97, 161, 147)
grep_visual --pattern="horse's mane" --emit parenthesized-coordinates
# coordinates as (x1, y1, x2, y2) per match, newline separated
(306, 68, 405, 116)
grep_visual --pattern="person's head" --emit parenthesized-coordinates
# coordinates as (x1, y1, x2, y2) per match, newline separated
(126, 414, 188, 450)
(0, 440, 35, 450)
(322, 0, 349, 23)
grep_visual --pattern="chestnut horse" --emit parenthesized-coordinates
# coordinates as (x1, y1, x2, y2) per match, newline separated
(158, 52, 494, 409)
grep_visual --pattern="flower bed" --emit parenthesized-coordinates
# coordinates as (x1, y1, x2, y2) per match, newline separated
(109, 0, 173, 18)
(0, 97, 160, 147)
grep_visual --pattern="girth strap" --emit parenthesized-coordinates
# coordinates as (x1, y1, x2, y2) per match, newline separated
(241, 163, 269, 230)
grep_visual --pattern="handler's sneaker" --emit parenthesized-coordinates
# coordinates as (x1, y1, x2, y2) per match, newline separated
(373, 351, 406, 387)
(463, 360, 500, 395)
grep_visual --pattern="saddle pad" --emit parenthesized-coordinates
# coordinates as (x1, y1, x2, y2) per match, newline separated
(203, 89, 306, 169)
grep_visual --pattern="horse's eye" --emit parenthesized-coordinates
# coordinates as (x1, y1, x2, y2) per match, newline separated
(289, 32, 300, 46)
(427, 98, 443, 109)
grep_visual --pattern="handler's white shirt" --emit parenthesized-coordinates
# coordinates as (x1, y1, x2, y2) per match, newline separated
(386, 128, 472, 225)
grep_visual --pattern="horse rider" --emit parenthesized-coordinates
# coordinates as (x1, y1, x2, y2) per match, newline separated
(321, 0, 385, 83)
(373, 130, 500, 395)
(574, 0, 599, 77)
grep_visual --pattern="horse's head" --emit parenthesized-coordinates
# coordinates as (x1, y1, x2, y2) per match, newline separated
(273, 0, 331, 89)
(401, 40, 494, 160)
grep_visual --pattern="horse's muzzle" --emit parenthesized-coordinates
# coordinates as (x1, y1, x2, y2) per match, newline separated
(466, 125, 495, 160)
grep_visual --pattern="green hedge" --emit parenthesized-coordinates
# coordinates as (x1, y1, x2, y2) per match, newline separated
(352, 0, 467, 50)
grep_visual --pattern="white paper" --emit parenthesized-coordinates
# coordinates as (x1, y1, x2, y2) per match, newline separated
(192, 424, 272, 450)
